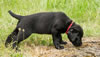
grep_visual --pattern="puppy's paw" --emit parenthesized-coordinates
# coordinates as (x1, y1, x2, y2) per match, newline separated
(56, 46, 64, 49)
(60, 41, 67, 45)
(59, 46, 64, 49)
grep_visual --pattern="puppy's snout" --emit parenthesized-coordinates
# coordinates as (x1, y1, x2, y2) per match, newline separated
(74, 42, 82, 47)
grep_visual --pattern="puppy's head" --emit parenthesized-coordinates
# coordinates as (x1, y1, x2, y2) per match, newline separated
(67, 23, 83, 47)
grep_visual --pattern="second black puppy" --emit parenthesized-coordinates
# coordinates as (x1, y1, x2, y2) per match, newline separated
(5, 11, 83, 49)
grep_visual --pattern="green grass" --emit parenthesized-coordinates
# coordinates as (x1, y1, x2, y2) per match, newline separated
(0, 0, 100, 57)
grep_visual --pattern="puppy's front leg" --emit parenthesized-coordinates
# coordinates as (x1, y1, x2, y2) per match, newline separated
(52, 34, 64, 49)
(58, 34, 67, 45)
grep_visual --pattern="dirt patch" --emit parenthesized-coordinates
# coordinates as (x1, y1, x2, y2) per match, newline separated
(23, 37, 100, 57)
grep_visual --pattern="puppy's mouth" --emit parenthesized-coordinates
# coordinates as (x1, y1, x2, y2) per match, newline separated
(72, 42, 82, 47)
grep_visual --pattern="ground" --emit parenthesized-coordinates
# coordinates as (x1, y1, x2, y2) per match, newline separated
(20, 37, 100, 57)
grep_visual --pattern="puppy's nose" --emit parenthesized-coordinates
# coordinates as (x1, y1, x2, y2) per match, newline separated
(74, 42, 82, 47)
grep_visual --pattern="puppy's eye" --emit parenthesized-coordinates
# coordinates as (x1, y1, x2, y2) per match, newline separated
(70, 29, 73, 32)
(70, 29, 78, 33)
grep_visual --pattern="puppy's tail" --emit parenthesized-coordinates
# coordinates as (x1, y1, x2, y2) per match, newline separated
(8, 10, 23, 20)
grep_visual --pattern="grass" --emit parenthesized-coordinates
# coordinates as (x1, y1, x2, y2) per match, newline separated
(0, 0, 100, 57)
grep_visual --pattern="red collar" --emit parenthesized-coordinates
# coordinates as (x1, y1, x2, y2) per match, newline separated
(66, 21, 74, 34)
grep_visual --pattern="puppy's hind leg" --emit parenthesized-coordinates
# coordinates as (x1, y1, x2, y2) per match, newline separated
(5, 28, 18, 47)
(12, 28, 32, 50)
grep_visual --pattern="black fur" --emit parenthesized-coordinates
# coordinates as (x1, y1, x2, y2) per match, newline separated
(5, 10, 83, 49)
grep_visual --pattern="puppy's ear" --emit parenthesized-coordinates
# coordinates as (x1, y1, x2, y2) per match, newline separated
(67, 29, 79, 42)
(71, 33, 78, 41)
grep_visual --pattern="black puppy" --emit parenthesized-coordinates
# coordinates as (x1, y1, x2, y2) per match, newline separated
(5, 10, 83, 49)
